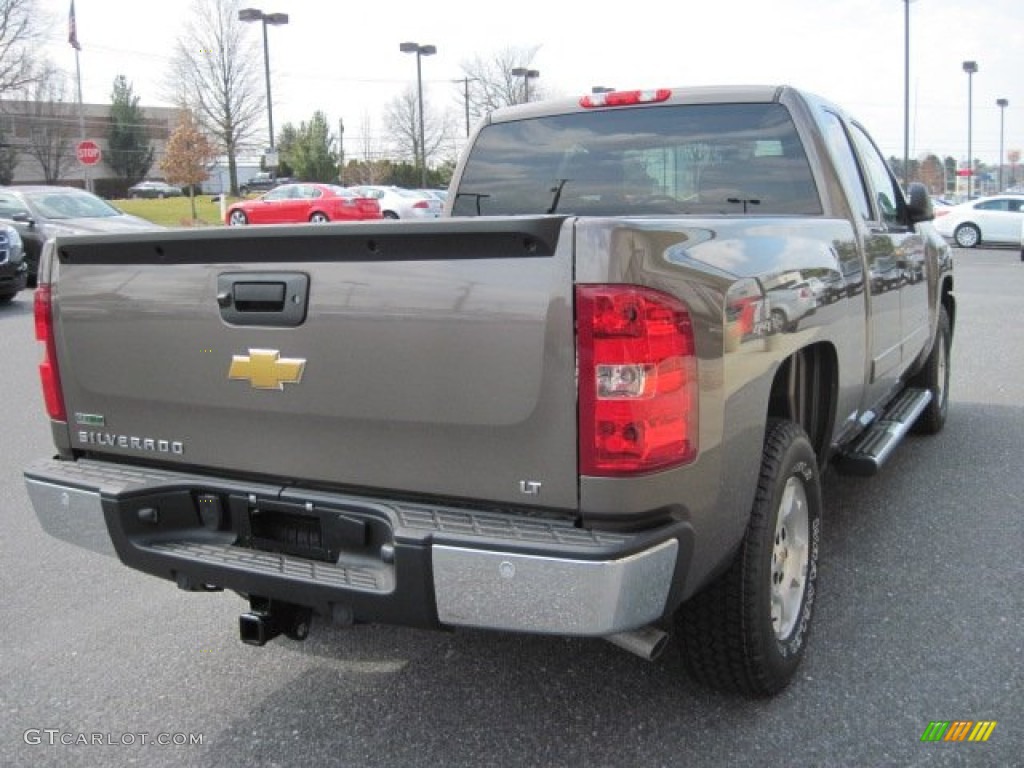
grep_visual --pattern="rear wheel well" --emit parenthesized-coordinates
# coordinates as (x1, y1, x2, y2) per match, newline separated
(766, 343, 837, 465)
(941, 276, 955, 336)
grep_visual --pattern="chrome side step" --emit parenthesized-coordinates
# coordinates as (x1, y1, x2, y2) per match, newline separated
(836, 388, 932, 476)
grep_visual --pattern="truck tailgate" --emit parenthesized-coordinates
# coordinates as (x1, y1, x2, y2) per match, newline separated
(49, 218, 578, 509)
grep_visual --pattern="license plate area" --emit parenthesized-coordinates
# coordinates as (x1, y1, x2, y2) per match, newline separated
(249, 507, 329, 561)
(231, 497, 384, 563)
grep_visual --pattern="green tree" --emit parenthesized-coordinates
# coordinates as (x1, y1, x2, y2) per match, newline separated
(106, 75, 155, 187)
(271, 123, 296, 177)
(284, 111, 338, 182)
(160, 111, 217, 222)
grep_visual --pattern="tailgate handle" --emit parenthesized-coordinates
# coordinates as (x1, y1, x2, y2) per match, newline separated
(233, 282, 286, 311)
(217, 272, 309, 327)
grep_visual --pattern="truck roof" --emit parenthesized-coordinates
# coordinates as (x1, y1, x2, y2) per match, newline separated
(486, 84, 804, 124)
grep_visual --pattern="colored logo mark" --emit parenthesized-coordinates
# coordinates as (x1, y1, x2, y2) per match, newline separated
(921, 721, 997, 742)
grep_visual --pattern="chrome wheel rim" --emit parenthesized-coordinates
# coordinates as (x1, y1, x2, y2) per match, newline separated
(956, 226, 978, 247)
(771, 476, 810, 640)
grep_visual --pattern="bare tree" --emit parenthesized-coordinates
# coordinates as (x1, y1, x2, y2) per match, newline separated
(384, 86, 449, 170)
(459, 45, 542, 121)
(166, 0, 264, 195)
(23, 68, 76, 183)
(0, 0, 51, 96)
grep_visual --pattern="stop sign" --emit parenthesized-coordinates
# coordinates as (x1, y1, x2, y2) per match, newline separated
(76, 140, 102, 166)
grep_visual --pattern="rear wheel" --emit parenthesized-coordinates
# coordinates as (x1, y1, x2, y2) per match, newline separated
(309, 212, 329, 223)
(909, 305, 951, 434)
(953, 223, 980, 248)
(228, 210, 248, 226)
(0, 292, 15, 304)
(676, 420, 821, 696)
(382, 211, 399, 220)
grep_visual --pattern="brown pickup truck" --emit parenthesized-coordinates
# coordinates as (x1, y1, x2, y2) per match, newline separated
(25, 85, 953, 696)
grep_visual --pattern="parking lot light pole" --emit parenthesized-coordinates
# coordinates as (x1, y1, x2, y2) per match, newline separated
(901, 0, 918, 189)
(997, 98, 1009, 192)
(239, 8, 289, 153)
(962, 60, 978, 198)
(453, 77, 478, 138)
(511, 68, 540, 103)
(401, 42, 436, 187)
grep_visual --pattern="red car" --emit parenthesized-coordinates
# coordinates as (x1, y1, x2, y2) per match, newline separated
(226, 183, 381, 225)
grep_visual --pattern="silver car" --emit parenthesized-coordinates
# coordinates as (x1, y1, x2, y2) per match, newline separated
(349, 186, 442, 219)
(766, 280, 817, 332)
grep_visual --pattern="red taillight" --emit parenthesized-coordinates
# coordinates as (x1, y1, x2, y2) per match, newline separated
(580, 89, 672, 108)
(34, 285, 67, 422)
(413, 200, 429, 209)
(577, 285, 697, 476)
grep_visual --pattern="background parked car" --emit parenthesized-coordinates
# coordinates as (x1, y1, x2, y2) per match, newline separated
(932, 193, 1024, 248)
(349, 186, 442, 219)
(0, 186, 163, 285)
(239, 172, 294, 195)
(225, 183, 382, 226)
(766, 280, 816, 332)
(126, 180, 183, 199)
(0, 222, 27, 303)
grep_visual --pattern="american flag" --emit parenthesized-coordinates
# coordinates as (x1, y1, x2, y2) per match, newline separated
(68, 0, 81, 51)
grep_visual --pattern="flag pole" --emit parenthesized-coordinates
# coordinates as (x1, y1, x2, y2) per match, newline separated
(69, 0, 91, 192)
(74, 48, 91, 192)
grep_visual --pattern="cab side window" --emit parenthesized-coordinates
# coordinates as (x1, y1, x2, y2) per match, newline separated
(820, 111, 872, 221)
(849, 123, 904, 228)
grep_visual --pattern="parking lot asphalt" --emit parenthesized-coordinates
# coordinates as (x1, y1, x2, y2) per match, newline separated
(0, 248, 1020, 767)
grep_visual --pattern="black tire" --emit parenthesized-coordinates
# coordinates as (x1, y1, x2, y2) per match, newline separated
(676, 419, 821, 696)
(382, 211, 399, 220)
(953, 223, 980, 248)
(909, 305, 951, 434)
(0, 292, 15, 304)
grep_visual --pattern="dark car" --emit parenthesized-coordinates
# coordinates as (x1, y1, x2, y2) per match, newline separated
(127, 180, 183, 199)
(239, 172, 293, 195)
(0, 221, 28, 303)
(0, 186, 163, 285)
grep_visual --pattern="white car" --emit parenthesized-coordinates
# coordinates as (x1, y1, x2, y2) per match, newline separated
(932, 194, 1024, 248)
(348, 186, 442, 219)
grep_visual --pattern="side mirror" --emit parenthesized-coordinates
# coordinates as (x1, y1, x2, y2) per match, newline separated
(905, 182, 933, 224)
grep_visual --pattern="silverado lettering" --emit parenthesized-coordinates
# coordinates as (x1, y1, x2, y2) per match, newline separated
(24, 85, 953, 697)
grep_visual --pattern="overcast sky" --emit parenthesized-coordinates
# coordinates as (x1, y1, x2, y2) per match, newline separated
(37, 0, 1022, 166)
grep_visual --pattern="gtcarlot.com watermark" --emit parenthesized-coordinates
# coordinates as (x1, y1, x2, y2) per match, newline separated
(24, 729, 204, 747)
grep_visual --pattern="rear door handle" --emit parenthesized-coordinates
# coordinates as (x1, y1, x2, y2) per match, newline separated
(217, 272, 309, 326)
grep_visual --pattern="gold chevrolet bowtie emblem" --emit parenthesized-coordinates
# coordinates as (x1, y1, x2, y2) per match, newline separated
(228, 349, 306, 390)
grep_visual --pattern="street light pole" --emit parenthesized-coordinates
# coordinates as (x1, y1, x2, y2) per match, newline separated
(401, 42, 436, 188)
(511, 68, 540, 103)
(454, 77, 478, 137)
(239, 8, 289, 153)
(997, 98, 1009, 192)
(962, 60, 978, 199)
(901, 0, 917, 188)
